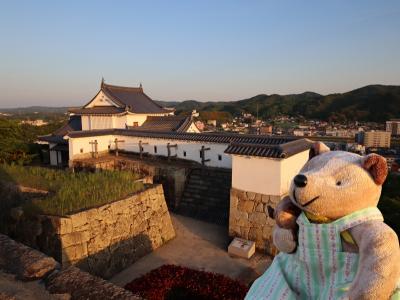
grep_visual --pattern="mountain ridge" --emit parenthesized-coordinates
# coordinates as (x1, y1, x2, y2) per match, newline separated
(156, 84, 400, 122)
(1, 85, 399, 122)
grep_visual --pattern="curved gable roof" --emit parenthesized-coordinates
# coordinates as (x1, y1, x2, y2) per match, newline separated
(101, 83, 170, 114)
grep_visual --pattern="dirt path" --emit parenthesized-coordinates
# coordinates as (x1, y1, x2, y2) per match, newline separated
(111, 213, 271, 287)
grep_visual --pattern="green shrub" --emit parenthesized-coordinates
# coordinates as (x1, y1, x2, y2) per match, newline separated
(379, 174, 400, 236)
(0, 164, 144, 216)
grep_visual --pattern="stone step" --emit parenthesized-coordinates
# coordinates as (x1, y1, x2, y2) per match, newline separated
(181, 193, 229, 202)
(177, 167, 231, 225)
(184, 180, 231, 189)
(183, 186, 231, 195)
(188, 178, 231, 186)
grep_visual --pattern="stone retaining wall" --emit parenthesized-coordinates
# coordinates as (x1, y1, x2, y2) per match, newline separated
(57, 184, 175, 278)
(0, 234, 141, 300)
(229, 187, 283, 254)
(7, 185, 175, 279)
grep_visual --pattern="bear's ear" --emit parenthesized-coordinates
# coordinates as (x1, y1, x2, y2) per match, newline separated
(362, 154, 388, 185)
(309, 142, 330, 160)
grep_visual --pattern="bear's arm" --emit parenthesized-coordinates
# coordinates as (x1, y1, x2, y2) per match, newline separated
(347, 221, 400, 300)
(274, 196, 301, 229)
(272, 225, 297, 253)
(271, 197, 300, 253)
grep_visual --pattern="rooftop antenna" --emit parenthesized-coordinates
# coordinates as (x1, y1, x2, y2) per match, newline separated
(101, 77, 105, 87)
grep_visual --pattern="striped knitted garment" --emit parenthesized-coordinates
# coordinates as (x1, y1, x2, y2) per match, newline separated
(246, 207, 400, 300)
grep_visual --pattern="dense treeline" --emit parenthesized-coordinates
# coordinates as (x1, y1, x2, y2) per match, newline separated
(0, 118, 64, 164)
(379, 174, 400, 236)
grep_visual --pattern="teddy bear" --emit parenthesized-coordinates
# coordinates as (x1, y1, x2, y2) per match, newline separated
(246, 142, 400, 300)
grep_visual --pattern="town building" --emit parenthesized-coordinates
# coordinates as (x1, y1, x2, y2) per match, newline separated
(386, 119, 400, 136)
(355, 131, 391, 148)
(37, 116, 82, 167)
(206, 120, 217, 127)
(20, 119, 48, 126)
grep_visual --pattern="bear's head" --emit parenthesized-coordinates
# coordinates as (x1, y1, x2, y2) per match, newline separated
(289, 142, 388, 220)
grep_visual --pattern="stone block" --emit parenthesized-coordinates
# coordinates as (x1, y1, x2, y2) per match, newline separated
(240, 226, 250, 239)
(262, 225, 273, 240)
(69, 212, 88, 231)
(60, 231, 90, 248)
(230, 188, 238, 198)
(0, 234, 60, 280)
(229, 225, 241, 236)
(266, 216, 276, 226)
(254, 193, 262, 203)
(62, 243, 88, 263)
(230, 195, 238, 209)
(249, 212, 267, 225)
(239, 200, 255, 213)
(246, 191, 256, 201)
(269, 195, 282, 205)
(230, 208, 239, 220)
(156, 185, 164, 195)
(48, 217, 73, 235)
(255, 203, 264, 212)
(249, 227, 263, 242)
(84, 209, 100, 222)
(237, 211, 249, 227)
(261, 194, 270, 204)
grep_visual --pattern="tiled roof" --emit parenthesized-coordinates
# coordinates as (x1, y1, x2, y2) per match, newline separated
(38, 116, 82, 144)
(101, 83, 170, 114)
(67, 129, 312, 158)
(224, 139, 314, 158)
(128, 115, 194, 132)
(68, 129, 295, 145)
(69, 106, 125, 115)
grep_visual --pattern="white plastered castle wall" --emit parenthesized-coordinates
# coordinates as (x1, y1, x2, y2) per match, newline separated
(231, 150, 309, 196)
(231, 155, 282, 196)
(68, 135, 115, 158)
(69, 134, 231, 168)
(279, 150, 310, 195)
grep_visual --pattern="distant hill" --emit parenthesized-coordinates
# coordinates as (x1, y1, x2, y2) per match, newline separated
(0, 106, 70, 114)
(156, 85, 400, 122)
(3, 85, 400, 122)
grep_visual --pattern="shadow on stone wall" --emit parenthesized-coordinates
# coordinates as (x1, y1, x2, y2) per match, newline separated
(1, 183, 176, 280)
(73, 233, 153, 279)
(5, 213, 165, 279)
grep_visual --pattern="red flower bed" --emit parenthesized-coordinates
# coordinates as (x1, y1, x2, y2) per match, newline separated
(125, 264, 249, 300)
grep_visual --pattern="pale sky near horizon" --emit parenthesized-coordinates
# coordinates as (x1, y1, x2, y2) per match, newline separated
(0, 0, 399, 108)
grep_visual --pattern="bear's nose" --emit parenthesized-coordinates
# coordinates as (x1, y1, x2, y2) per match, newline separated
(294, 174, 308, 188)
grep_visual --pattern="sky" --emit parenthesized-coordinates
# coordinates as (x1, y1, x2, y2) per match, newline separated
(0, 1, 399, 108)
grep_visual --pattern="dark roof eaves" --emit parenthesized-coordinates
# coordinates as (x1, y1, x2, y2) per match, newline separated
(68, 129, 297, 145)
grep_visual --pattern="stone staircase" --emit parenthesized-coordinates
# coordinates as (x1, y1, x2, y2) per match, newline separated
(176, 167, 231, 225)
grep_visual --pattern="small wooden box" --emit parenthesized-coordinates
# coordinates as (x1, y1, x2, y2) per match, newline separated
(228, 237, 255, 259)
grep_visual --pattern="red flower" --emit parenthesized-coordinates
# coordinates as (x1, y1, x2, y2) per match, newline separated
(125, 265, 249, 300)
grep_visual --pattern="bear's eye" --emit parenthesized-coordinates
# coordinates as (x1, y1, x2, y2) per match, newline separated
(336, 181, 342, 186)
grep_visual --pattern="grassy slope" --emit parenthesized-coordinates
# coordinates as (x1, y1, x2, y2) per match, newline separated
(0, 165, 144, 216)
